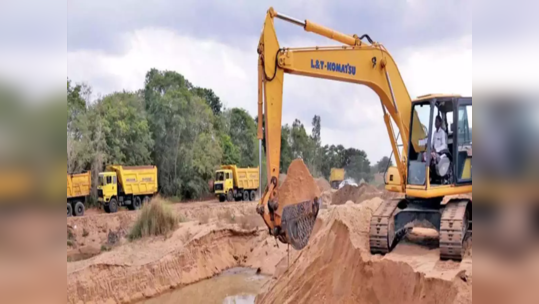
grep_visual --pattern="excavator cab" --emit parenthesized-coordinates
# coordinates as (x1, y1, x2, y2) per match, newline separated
(372, 95, 472, 261)
(407, 95, 472, 188)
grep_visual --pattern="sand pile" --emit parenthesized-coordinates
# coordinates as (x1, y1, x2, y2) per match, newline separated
(319, 190, 335, 208)
(315, 178, 331, 192)
(331, 183, 384, 205)
(256, 198, 472, 304)
(275, 159, 320, 210)
(278, 174, 287, 186)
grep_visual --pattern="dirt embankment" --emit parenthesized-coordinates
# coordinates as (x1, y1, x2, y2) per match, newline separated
(67, 202, 259, 256)
(331, 183, 402, 206)
(67, 217, 287, 304)
(256, 198, 472, 304)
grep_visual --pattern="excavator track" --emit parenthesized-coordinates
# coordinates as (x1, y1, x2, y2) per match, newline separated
(439, 200, 470, 261)
(369, 199, 402, 254)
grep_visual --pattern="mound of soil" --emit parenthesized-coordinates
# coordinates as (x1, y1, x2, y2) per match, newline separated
(331, 183, 383, 205)
(315, 178, 331, 192)
(278, 174, 287, 186)
(256, 199, 472, 304)
(275, 159, 320, 212)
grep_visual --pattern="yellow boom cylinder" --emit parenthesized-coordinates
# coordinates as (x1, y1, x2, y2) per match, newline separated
(304, 20, 357, 46)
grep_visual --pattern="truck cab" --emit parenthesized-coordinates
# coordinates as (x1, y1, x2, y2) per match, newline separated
(213, 169, 234, 200)
(97, 172, 117, 203)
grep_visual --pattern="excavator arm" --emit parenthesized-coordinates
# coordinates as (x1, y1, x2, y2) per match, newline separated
(255, 7, 424, 250)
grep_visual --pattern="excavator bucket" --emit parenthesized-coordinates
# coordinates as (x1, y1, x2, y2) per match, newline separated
(281, 198, 320, 250)
(258, 159, 322, 250)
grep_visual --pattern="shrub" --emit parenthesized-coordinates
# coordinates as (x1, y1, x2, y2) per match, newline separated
(128, 198, 178, 241)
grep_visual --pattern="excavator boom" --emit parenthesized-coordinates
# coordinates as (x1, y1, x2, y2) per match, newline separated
(255, 7, 418, 250)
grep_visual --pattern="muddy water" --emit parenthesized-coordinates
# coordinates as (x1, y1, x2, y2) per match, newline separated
(140, 268, 269, 304)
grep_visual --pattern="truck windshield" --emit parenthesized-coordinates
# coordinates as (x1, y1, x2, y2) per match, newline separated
(99, 175, 106, 186)
(215, 172, 225, 181)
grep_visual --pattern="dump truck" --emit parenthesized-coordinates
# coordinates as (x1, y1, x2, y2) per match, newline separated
(98, 165, 158, 213)
(214, 165, 259, 202)
(329, 168, 345, 189)
(67, 171, 91, 217)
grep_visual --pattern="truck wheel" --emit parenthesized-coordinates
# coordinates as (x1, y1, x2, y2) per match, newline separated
(108, 198, 119, 213)
(227, 190, 234, 202)
(143, 196, 151, 205)
(243, 191, 249, 201)
(250, 190, 257, 202)
(74, 201, 85, 217)
(133, 197, 142, 210)
(219, 195, 226, 203)
(67, 203, 73, 217)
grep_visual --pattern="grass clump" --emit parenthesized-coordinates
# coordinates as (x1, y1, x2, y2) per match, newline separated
(128, 198, 178, 241)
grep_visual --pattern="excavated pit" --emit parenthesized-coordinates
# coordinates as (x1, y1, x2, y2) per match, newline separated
(67, 162, 473, 304)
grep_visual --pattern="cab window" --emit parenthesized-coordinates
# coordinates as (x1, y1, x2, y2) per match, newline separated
(226, 173, 231, 180)
(215, 172, 225, 181)
(106, 176, 112, 184)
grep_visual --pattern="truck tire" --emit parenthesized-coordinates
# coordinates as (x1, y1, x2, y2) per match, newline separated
(227, 190, 234, 202)
(219, 195, 226, 203)
(108, 198, 119, 213)
(250, 190, 257, 202)
(143, 196, 151, 205)
(132, 197, 142, 210)
(243, 191, 249, 201)
(74, 201, 85, 217)
(67, 203, 73, 217)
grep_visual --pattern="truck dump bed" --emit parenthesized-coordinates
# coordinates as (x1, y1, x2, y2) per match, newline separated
(222, 165, 259, 190)
(329, 168, 345, 182)
(67, 171, 91, 199)
(109, 165, 158, 196)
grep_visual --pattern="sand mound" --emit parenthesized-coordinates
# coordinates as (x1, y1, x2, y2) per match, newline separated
(278, 174, 287, 186)
(331, 183, 383, 205)
(315, 178, 331, 192)
(256, 199, 472, 304)
(275, 159, 320, 210)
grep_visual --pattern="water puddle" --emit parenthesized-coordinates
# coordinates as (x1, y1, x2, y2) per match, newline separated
(140, 267, 269, 304)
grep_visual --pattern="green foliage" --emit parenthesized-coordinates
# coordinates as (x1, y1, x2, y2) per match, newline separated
(68, 69, 376, 200)
(144, 69, 221, 199)
(224, 108, 258, 167)
(220, 134, 240, 165)
(192, 87, 222, 115)
(375, 156, 394, 173)
(96, 92, 153, 165)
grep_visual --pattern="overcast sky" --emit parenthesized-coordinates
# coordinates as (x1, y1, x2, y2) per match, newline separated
(3, 0, 539, 163)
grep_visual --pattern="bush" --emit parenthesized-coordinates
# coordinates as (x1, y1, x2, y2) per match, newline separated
(128, 198, 178, 241)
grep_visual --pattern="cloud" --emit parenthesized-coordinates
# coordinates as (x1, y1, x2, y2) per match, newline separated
(68, 27, 471, 162)
(0, 0, 67, 98)
(67, 0, 470, 55)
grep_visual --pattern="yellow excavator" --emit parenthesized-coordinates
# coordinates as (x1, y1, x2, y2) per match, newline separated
(255, 7, 472, 261)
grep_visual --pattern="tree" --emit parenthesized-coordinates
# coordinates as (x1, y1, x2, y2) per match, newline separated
(144, 69, 221, 199)
(343, 148, 373, 183)
(225, 108, 258, 167)
(375, 156, 394, 173)
(95, 91, 154, 166)
(220, 134, 240, 165)
(192, 87, 222, 115)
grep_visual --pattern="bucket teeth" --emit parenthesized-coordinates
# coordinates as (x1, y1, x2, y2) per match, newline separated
(281, 199, 320, 250)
